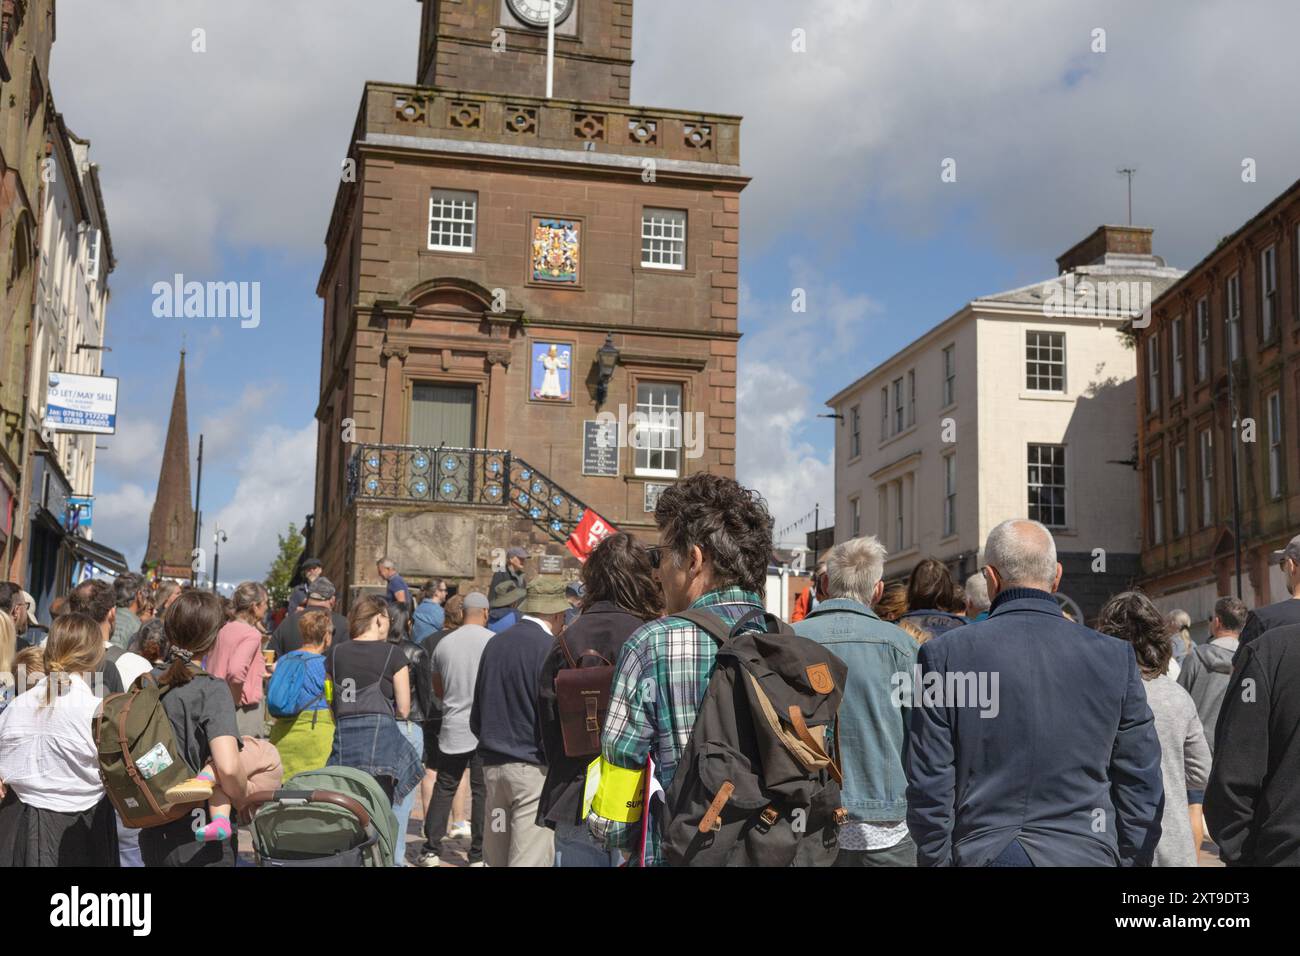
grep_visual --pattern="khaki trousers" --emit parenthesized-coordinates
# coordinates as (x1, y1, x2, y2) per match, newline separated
(483, 761, 554, 867)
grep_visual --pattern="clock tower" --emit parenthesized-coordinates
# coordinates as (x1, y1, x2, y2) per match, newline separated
(417, 0, 633, 103)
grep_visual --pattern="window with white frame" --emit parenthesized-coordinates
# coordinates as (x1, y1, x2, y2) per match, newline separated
(1025, 331, 1066, 392)
(942, 345, 956, 407)
(1261, 244, 1278, 341)
(879, 387, 888, 442)
(427, 190, 477, 252)
(1268, 390, 1283, 499)
(892, 377, 904, 434)
(1171, 317, 1185, 399)
(86, 229, 101, 284)
(1226, 272, 1241, 361)
(633, 381, 682, 477)
(1198, 428, 1214, 529)
(849, 496, 861, 537)
(1146, 335, 1160, 411)
(849, 405, 861, 459)
(894, 480, 905, 551)
(641, 208, 687, 270)
(943, 453, 957, 537)
(1195, 296, 1210, 382)
(907, 370, 916, 427)
(1174, 444, 1188, 537)
(1150, 454, 1165, 545)
(1027, 443, 1066, 528)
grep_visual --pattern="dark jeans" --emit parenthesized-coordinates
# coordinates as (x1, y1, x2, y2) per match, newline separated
(422, 748, 485, 862)
(833, 833, 918, 867)
(987, 838, 1034, 867)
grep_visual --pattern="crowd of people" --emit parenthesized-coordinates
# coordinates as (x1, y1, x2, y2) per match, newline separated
(0, 476, 1298, 868)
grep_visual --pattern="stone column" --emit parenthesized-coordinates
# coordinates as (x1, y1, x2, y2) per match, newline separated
(486, 350, 512, 449)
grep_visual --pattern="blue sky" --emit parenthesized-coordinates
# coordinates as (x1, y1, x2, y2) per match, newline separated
(47, 0, 1300, 578)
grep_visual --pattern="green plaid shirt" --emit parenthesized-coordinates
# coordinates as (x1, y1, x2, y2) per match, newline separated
(588, 587, 766, 866)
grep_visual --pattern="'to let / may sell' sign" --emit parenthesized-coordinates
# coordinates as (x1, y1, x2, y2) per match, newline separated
(44, 373, 119, 434)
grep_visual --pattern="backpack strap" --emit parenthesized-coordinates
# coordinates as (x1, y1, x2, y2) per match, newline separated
(673, 609, 741, 645)
(787, 704, 843, 785)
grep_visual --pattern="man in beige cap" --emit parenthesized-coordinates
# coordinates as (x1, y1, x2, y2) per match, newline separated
(1239, 533, 1300, 647)
(470, 576, 568, 866)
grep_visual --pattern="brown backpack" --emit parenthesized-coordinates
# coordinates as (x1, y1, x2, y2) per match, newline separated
(553, 635, 614, 759)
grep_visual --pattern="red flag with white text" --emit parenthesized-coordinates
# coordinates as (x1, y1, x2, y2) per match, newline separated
(566, 509, 618, 562)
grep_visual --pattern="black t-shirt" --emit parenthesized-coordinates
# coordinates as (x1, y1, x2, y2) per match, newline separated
(270, 608, 350, 656)
(326, 639, 407, 718)
(154, 667, 240, 775)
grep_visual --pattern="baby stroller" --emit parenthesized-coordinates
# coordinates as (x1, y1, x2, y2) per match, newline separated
(246, 766, 399, 867)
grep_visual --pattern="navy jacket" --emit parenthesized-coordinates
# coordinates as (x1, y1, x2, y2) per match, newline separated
(905, 588, 1164, 866)
(471, 617, 554, 766)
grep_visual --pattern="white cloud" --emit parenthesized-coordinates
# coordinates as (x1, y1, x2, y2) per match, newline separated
(736, 360, 834, 548)
(89, 482, 154, 571)
(205, 421, 317, 586)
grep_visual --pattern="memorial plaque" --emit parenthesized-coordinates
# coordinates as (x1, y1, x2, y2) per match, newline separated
(539, 553, 564, 574)
(582, 420, 620, 476)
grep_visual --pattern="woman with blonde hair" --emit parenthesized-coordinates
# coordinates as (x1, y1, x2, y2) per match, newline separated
(206, 581, 271, 738)
(0, 613, 118, 866)
(0, 613, 16, 714)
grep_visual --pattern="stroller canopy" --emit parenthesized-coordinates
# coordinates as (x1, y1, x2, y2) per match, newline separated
(262, 766, 401, 866)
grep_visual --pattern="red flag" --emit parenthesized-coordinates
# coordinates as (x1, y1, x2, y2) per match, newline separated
(566, 509, 618, 562)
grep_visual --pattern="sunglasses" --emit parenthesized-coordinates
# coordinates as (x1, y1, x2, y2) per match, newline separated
(647, 547, 664, 570)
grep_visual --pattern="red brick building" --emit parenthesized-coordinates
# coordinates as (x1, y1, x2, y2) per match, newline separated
(1137, 178, 1300, 630)
(311, 0, 747, 601)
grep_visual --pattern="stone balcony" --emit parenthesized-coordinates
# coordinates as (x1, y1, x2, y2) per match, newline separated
(353, 81, 742, 168)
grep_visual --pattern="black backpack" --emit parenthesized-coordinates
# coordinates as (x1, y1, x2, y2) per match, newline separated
(660, 609, 849, 867)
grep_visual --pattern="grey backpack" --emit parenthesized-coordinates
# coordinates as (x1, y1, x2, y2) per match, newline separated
(660, 609, 848, 867)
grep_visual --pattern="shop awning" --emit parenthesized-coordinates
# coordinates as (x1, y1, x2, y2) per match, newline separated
(67, 535, 130, 575)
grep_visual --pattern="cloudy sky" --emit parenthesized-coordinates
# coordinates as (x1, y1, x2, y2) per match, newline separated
(49, 0, 1300, 580)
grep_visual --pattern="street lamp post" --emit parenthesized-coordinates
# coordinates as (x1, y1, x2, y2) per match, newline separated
(212, 526, 228, 593)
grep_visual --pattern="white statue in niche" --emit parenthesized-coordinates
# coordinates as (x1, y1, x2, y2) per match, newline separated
(534, 343, 571, 400)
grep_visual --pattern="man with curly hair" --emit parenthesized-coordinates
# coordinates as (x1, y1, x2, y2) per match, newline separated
(588, 472, 774, 866)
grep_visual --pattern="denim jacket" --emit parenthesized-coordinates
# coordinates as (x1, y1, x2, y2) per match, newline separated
(328, 713, 424, 802)
(793, 598, 918, 821)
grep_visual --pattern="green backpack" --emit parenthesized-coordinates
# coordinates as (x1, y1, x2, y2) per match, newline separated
(96, 670, 205, 829)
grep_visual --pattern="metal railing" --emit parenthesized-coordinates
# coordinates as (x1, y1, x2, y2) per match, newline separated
(347, 444, 589, 544)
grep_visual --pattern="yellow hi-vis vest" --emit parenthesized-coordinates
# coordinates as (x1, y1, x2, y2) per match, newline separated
(586, 756, 646, 824)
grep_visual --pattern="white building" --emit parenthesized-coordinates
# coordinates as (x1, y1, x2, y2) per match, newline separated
(29, 113, 113, 534)
(826, 226, 1183, 622)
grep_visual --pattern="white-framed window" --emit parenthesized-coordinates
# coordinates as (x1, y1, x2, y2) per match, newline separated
(1170, 317, 1185, 399)
(1027, 443, 1066, 528)
(907, 370, 916, 427)
(892, 377, 904, 434)
(942, 345, 956, 407)
(86, 229, 101, 284)
(1025, 330, 1066, 392)
(1151, 454, 1165, 545)
(427, 189, 477, 252)
(641, 208, 687, 270)
(879, 387, 889, 442)
(1146, 335, 1161, 411)
(1261, 244, 1278, 341)
(1198, 428, 1214, 529)
(1174, 444, 1188, 537)
(849, 496, 861, 537)
(943, 453, 957, 538)
(849, 405, 860, 459)
(894, 480, 905, 551)
(1226, 272, 1242, 361)
(1195, 296, 1210, 382)
(633, 381, 682, 478)
(1267, 390, 1283, 500)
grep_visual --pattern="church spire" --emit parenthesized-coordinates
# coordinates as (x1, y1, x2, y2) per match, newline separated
(144, 351, 196, 578)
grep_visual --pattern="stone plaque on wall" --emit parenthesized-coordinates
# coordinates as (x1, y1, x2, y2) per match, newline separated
(538, 553, 564, 574)
(387, 512, 478, 577)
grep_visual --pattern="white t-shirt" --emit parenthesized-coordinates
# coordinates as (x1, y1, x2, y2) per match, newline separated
(0, 675, 105, 812)
(114, 651, 154, 689)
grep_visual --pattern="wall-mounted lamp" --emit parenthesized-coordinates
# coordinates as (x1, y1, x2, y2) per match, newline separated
(74, 344, 112, 354)
(595, 332, 620, 407)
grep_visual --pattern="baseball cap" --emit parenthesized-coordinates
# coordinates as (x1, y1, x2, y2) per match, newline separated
(463, 591, 490, 610)
(1272, 534, 1300, 564)
(506, 546, 528, 560)
(521, 576, 570, 615)
(490, 580, 527, 608)
(306, 577, 337, 600)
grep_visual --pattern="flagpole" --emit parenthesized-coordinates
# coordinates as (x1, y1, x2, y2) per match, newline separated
(546, 0, 556, 99)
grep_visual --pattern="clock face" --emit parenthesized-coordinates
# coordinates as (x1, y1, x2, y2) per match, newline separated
(507, 0, 574, 28)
